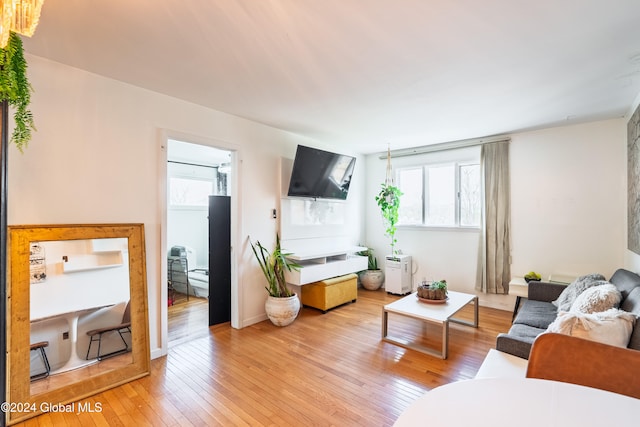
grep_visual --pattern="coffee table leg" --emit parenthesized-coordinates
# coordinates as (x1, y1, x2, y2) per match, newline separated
(442, 321, 449, 359)
(450, 296, 479, 328)
(473, 296, 479, 327)
(382, 308, 388, 338)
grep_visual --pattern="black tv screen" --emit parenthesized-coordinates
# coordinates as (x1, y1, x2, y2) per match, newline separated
(287, 145, 356, 200)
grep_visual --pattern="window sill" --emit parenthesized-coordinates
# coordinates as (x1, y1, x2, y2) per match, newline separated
(397, 224, 480, 232)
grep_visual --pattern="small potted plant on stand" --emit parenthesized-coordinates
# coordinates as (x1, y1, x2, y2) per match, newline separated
(357, 248, 384, 291)
(417, 279, 448, 301)
(250, 235, 301, 326)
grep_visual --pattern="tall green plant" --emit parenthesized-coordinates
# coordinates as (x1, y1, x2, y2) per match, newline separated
(0, 32, 35, 152)
(249, 234, 300, 298)
(375, 183, 403, 256)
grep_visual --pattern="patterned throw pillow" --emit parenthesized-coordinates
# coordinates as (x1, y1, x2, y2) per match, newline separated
(570, 283, 622, 314)
(552, 273, 606, 312)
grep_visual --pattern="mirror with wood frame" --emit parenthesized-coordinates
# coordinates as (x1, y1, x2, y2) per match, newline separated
(7, 224, 150, 425)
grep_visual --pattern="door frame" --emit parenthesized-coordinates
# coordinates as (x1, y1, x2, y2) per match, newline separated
(158, 129, 242, 357)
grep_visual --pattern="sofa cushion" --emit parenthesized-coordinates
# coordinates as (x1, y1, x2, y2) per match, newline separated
(570, 283, 621, 314)
(514, 300, 558, 329)
(609, 268, 640, 301)
(545, 309, 636, 348)
(508, 323, 546, 342)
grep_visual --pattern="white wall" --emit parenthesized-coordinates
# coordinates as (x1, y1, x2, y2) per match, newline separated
(8, 55, 365, 358)
(510, 119, 627, 280)
(365, 118, 627, 311)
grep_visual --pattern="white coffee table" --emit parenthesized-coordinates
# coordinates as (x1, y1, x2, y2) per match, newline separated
(382, 290, 478, 359)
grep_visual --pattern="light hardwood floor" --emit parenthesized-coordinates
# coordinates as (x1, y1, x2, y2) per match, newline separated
(17, 289, 512, 426)
(168, 295, 209, 348)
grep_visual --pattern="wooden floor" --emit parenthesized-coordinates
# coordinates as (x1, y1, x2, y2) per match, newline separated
(168, 295, 209, 348)
(16, 289, 512, 426)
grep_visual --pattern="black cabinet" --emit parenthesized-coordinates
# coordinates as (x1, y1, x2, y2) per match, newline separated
(208, 195, 231, 325)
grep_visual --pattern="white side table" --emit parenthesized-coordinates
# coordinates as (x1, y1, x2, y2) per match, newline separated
(509, 275, 574, 321)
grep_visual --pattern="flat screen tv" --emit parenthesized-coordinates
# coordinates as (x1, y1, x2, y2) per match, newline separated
(287, 145, 356, 200)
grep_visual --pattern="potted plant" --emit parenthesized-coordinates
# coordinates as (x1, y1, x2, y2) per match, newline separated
(417, 279, 448, 301)
(249, 234, 301, 326)
(0, 32, 36, 152)
(375, 183, 403, 258)
(357, 248, 385, 291)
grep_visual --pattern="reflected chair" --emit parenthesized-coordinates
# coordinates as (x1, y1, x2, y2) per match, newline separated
(526, 332, 640, 399)
(30, 341, 51, 381)
(85, 301, 132, 361)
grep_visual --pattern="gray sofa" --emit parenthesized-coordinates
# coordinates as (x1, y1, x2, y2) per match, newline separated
(496, 268, 640, 359)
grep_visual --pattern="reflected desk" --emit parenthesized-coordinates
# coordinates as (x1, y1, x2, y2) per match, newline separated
(31, 304, 113, 374)
(394, 378, 639, 426)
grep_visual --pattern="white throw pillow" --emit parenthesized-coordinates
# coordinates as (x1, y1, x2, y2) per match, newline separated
(570, 283, 622, 314)
(545, 309, 635, 348)
(552, 273, 606, 311)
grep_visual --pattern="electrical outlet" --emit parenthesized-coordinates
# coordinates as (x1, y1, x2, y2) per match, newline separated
(62, 332, 69, 340)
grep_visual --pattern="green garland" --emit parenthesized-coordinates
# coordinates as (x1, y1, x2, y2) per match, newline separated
(0, 32, 35, 152)
(375, 183, 403, 256)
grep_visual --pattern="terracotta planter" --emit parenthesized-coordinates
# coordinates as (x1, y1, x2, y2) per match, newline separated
(359, 270, 385, 291)
(265, 293, 300, 326)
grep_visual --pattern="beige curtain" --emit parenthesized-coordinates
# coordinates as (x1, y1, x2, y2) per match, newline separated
(477, 141, 511, 294)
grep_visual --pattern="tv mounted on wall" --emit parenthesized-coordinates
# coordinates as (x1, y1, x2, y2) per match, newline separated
(287, 145, 356, 200)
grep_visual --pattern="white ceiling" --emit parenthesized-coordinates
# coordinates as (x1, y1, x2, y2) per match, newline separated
(22, 0, 640, 154)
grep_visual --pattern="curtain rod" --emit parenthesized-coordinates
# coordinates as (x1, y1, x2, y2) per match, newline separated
(168, 160, 218, 169)
(378, 135, 510, 159)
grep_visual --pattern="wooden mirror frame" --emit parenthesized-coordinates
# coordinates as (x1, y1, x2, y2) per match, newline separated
(6, 224, 150, 425)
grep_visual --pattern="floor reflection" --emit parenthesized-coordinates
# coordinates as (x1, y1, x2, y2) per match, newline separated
(30, 352, 133, 396)
(168, 294, 209, 348)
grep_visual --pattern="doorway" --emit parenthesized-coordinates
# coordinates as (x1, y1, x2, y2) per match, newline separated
(166, 139, 232, 347)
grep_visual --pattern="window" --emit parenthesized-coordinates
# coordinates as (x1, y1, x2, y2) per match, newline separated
(397, 162, 481, 228)
(459, 164, 481, 226)
(169, 177, 214, 207)
(396, 168, 423, 225)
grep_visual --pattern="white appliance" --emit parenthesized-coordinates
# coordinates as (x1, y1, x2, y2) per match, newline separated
(385, 255, 412, 295)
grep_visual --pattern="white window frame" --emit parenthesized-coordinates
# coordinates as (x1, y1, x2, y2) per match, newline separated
(396, 161, 481, 229)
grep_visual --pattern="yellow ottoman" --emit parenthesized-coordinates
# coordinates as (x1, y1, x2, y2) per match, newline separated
(301, 273, 358, 313)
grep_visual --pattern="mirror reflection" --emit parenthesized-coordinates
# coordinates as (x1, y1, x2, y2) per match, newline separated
(28, 238, 133, 395)
(8, 224, 150, 425)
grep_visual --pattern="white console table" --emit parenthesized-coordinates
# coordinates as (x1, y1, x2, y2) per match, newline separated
(283, 246, 367, 285)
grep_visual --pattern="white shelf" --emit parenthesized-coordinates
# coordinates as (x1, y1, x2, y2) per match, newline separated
(62, 252, 124, 273)
(283, 246, 366, 261)
(284, 247, 367, 285)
